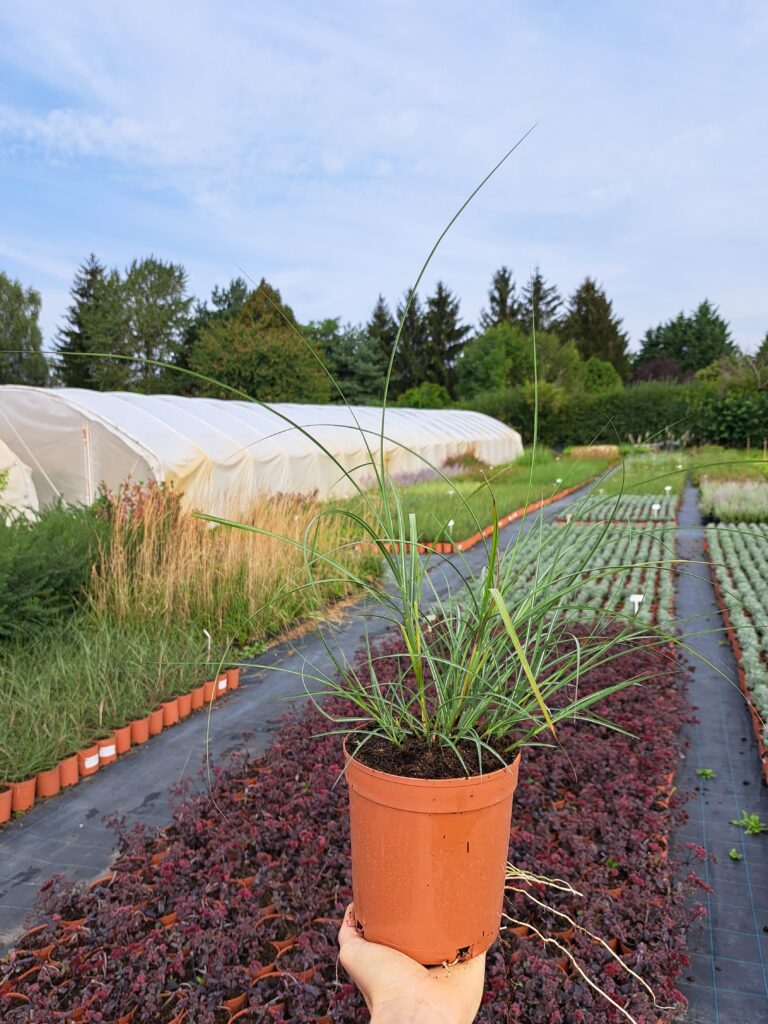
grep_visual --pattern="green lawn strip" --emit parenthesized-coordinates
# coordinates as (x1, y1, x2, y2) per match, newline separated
(388, 456, 610, 543)
(689, 445, 768, 485)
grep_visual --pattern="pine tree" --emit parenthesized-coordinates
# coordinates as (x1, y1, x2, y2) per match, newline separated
(479, 266, 520, 329)
(304, 319, 387, 404)
(55, 255, 131, 389)
(636, 300, 735, 375)
(561, 277, 630, 378)
(0, 271, 48, 385)
(365, 296, 398, 393)
(393, 292, 427, 396)
(424, 281, 471, 395)
(519, 268, 563, 334)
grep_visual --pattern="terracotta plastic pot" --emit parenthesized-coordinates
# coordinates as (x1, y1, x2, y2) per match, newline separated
(59, 755, 79, 788)
(344, 742, 521, 964)
(78, 744, 100, 777)
(162, 698, 180, 727)
(191, 684, 205, 710)
(226, 667, 241, 690)
(0, 785, 12, 824)
(222, 993, 247, 1013)
(97, 734, 118, 765)
(36, 767, 61, 800)
(203, 679, 216, 702)
(149, 708, 164, 735)
(177, 693, 193, 718)
(11, 777, 37, 813)
(115, 725, 132, 756)
(132, 716, 151, 744)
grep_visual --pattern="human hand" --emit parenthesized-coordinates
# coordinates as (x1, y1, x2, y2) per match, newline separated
(337, 904, 486, 1024)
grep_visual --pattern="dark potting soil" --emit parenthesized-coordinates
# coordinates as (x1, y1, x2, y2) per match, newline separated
(350, 733, 511, 780)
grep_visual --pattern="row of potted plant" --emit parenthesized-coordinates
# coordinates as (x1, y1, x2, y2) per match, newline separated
(558, 491, 680, 525)
(706, 523, 768, 781)
(0, 632, 704, 1023)
(0, 668, 241, 826)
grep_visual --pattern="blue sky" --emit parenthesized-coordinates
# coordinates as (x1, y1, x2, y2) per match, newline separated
(0, 0, 766, 353)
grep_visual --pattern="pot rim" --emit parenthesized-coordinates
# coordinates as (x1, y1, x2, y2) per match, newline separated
(343, 733, 521, 790)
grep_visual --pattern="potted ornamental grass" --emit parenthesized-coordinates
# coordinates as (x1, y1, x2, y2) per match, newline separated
(199, 371, 686, 965)
(195, 143, 686, 965)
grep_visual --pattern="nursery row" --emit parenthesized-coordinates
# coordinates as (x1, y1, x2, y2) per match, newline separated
(0, 669, 239, 826)
(495, 522, 677, 626)
(0, 630, 703, 1023)
(560, 493, 678, 524)
(706, 523, 768, 776)
(699, 478, 768, 523)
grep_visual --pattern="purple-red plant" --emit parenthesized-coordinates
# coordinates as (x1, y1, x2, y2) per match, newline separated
(0, 632, 705, 1023)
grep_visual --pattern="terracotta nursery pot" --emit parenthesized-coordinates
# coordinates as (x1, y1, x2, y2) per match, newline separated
(59, 754, 79, 788)
(78, 744, 100, 777)
(36, 767, 61, 800)
(114, 725, 132, 755)
(0, 785, 12, 824)
(131, 716, 151, 744)
(177, 693, 193, 718)
(203, 679, 216, 703)
(149, 708, 164, 736)
(191, 684, 205, 710)
(11, 777, 37, 813)
(226, 667, 241, 690)
(344, 741, 521, 965)
(97, 734, 118, 765)
(162, 698, 180, 727)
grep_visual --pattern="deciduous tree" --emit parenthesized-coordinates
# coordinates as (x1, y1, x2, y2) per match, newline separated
(190, 279, 329, 401)
(0, 271, 48, 386)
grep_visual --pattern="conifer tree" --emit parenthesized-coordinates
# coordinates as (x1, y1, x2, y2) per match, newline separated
(366, 296, 398, 393)
(479, 266, 520, 329)
(561, 277, 630, 378)
(424, 281, 471, 395)
(636, 300, 735, 374)
(519, 268, 563, 334)
(393, 292, 427, 397)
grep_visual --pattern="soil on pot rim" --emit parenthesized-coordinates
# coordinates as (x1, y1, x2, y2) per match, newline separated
(349, 733, 511, 780)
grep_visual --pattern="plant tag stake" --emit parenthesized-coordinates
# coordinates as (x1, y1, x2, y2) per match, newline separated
(629, 594, 644, 615)
(651, 503, 661, 519)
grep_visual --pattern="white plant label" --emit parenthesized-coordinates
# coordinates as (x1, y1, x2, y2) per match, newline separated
(629, 593, 645, 614)
(664, 485, 672, 494)
(217, 678, 227, 690)
(83, 754, 99, 770)
(651, 503, 661, 518)
(99, 744, 116, 759)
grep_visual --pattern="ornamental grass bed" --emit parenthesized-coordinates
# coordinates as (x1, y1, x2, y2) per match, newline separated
(0, 631, 706, 1024)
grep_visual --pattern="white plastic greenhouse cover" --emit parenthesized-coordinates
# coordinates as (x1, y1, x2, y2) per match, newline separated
(0, 386, 523, 515)
(0, 437, 39, 517)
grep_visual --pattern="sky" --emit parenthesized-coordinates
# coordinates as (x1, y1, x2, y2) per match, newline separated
(0, 0, 766, 355)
